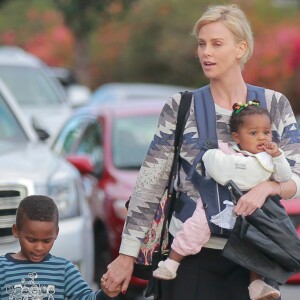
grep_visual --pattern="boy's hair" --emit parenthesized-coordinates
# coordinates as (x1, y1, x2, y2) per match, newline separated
(229, 100, 271, 133)
(16, 195, 59, 230)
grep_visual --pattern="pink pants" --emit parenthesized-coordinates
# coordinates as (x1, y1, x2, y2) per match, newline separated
(172, 198, 211, 256)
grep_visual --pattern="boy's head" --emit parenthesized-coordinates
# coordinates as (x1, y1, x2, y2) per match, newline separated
(12, 195, 59, 262)
(229, 100, 273, 154)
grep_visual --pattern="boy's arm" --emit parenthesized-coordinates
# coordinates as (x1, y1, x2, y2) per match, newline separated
(64, 261, 119, 300)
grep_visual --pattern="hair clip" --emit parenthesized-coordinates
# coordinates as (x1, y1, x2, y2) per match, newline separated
(233, 100, 259, 114)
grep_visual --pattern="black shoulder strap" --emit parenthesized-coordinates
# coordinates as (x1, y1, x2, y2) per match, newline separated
(159, 91, 192, 251)
(167, 91, 192, 197)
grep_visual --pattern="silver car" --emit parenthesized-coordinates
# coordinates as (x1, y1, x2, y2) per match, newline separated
(0, 79, 94, 285)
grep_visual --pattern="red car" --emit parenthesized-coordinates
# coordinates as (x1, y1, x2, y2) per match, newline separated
(281, 198, 300, 284)
(51, 99, 165, 295)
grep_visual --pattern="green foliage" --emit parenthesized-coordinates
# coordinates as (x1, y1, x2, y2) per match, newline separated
(52, 0, 137, 37)
(0, 0, 300, 106)
(114, 0, 222, 87)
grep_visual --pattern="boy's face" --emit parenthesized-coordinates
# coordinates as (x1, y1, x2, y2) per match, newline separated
(12, 216, 59, 262)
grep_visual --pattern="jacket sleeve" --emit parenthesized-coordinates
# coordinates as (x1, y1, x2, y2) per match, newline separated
(119, 93, 182, 257)
(267, 89, 300, 198)
(272, 151, 293, 182)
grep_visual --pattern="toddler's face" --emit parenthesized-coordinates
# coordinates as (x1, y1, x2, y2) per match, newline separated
(232, 114, 272, 154)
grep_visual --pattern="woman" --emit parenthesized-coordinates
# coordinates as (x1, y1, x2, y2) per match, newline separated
(102, 4, 300, 299)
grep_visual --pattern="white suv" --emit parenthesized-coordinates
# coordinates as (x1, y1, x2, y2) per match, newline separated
(0, 79, 94, 285)
(0, 46, 74, 137)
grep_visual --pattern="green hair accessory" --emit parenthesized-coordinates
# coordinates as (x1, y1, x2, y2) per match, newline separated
(233, 100, 260, 114)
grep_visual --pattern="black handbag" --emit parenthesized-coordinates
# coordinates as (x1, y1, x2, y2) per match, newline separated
(222, 180, 300, 284)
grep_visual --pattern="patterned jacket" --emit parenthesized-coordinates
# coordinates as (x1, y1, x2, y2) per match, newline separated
(120, 85, 300, 258)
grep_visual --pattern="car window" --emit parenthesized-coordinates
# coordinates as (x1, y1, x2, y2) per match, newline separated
(0, 66, 63, 106)
(0, 93, 27, 144)
(52, 118, 87, 156)
(112, 115, 159, 169)
(76, 122, 103, 165)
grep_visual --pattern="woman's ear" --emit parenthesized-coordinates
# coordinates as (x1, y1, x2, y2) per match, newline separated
(232, 132, 240, 144)
(237, 41, 247, 59)
(12, 224, 19, 238)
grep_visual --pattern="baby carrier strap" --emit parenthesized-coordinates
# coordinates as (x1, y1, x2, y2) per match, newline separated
(176, 84, 268, 237)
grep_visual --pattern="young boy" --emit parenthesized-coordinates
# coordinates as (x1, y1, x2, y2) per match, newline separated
(0, 195, 119, 299)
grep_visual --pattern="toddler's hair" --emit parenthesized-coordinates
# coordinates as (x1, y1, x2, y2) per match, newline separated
(229, 100, 271, 133)
(16, 195, 59, 230)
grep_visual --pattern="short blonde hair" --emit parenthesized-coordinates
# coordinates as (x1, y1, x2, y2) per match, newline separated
(192, 4, 253, 69)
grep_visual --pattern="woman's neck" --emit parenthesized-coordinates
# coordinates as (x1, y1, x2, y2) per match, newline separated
(210, 76, 247, 110)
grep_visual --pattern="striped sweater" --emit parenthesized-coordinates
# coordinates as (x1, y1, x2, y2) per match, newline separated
(0, 253, 112, 300)
(120, 85, 300, 258)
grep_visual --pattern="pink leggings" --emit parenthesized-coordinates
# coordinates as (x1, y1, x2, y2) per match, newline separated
(172, 198, 211, 256)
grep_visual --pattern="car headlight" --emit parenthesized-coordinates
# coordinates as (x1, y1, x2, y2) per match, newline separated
(48, 166, 81, 219)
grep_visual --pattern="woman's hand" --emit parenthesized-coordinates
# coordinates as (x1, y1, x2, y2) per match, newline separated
(233, 181, 278, 216)
(102, 254, 135, 295)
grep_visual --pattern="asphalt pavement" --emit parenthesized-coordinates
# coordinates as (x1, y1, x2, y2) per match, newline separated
(134, 284, 300, 300)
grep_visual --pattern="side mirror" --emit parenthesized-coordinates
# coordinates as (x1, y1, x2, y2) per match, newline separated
(31, 117, 50, 141)
(66, 154, 103, 178)
(67, 84, 91, 108)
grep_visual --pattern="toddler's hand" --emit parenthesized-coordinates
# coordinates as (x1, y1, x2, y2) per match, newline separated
(262, 142, 281, 157)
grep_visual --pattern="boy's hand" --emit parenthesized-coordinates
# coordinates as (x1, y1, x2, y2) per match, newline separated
(100, 279, 121, 298)
(262, 142, 281, 157)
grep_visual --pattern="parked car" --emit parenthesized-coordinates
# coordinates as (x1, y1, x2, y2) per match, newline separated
(51, 99, 166, 294)
(89, 82, 191, 106)
(0, 46, 74, 137)
(0, 78, 94, 286)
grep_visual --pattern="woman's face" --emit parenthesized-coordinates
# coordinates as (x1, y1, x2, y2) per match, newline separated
(197, 21, 245, 80)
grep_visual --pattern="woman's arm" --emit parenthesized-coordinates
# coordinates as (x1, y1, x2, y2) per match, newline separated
(103, 93, 183, 292)
(233, 179, 296, 216)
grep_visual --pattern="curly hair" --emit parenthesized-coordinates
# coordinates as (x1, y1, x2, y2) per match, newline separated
(229, 100, 271, 133)
(16, 195, 59, 230)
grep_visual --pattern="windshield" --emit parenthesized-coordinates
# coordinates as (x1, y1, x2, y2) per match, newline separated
(0, 66, 63, 106)
(0, 93, 28, 147)
(112, 114, 159, 169)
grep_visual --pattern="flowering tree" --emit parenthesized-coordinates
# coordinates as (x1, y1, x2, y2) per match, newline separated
(244, 24, 300, 113)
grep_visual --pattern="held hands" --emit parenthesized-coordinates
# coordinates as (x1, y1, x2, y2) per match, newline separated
(262, 142, 281, 157)
(101, 254, 135, 295)
(100, 280, 120, 298)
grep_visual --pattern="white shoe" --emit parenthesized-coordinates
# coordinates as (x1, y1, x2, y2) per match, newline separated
(153, 261, 176, 280)
(248, 279, 281, 300)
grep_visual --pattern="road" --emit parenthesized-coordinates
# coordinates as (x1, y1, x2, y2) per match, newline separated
(280, 284, 300, 300)
(135, 284, 300, 300)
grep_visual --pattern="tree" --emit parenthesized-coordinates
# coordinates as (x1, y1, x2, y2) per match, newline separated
(52, 0, 137, 86)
